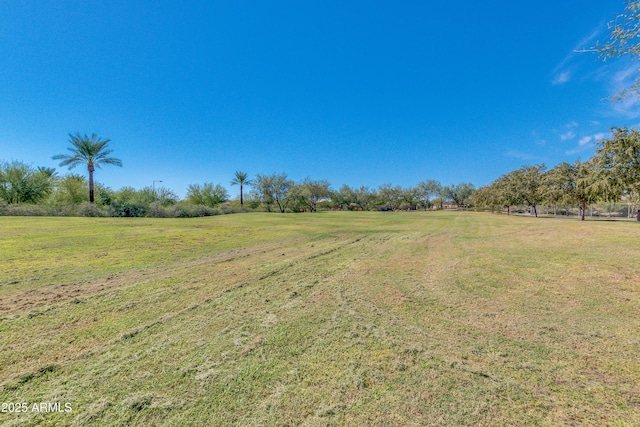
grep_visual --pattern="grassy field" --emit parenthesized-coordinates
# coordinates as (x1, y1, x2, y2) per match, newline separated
(0, 211, 639, 426)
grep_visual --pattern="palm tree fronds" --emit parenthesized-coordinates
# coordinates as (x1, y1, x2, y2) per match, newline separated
(53, 133, 122, 203)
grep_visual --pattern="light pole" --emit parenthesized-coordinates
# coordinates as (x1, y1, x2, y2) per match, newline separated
(153, 180, 163, 196)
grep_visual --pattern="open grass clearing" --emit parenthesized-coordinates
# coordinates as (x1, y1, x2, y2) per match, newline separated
(1, 212, 639, 426)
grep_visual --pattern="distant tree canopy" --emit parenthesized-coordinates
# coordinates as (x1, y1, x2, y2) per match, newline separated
(443, 182, 475, 207)
(6, 123, 640, 220)
(51, 174, 90, 205)
(416, 180, 442, 210)
(331, 185, 376, 211)
(254, 173, 293, 213)
(544, 160, 598, 221)
(0, 161, 54, 204)
(186, 183, 229, 208)
(593, 127, 640, 201)
(471, 127, 640, 219)
(377, 183, 404, 210)
(296, 178, 331, 212)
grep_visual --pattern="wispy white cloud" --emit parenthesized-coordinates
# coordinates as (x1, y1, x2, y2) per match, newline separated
(531, 130, 546, 146)
(606, 63, 640, 118)
(612, 64, 638, 85)
(560, 130, 576, 141)
(557, 122, 579, 141)
(550, 23, 640, 118)
(551, 25, 605, 86)
(565, 148, 583, 155)
(552, 71, 571, 86)
(578, 136, 592, 146)
(505, 150, 538, 161)
(574, 26, 604, 53)
(566, 131, 607, 156)
(612, 98, 640, 118)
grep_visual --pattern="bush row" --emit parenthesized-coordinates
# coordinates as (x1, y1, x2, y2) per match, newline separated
(0, 201, 252, 218)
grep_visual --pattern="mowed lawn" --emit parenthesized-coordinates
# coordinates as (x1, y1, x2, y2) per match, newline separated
(0, 212, 639, 426)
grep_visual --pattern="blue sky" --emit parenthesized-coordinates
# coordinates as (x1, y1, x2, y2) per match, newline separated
(1, 0, 638, 198)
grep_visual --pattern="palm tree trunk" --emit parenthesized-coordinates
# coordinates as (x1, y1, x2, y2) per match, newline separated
(88, 164, 95, 203)
(240, 183, 243, 205)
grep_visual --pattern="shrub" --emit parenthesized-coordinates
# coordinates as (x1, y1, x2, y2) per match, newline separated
(111, 203, 146, 217)
(77, 202, 109, 217)
(169, 204, 221, 218)
(2, 203, 50, 216)
(146, 202, 171, 218)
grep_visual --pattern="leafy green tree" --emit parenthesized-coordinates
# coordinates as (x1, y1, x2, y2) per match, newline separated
(50, 174, 89, 205)
(401, 187, 419, 209)
(542, 167, 567, 215)
(592, 127, 640, 203)
(444, 182, 476, 208)
(544, 161, 598, 220)
(150, 186, 179, 206)
(494, 173, 522, 215)
(471, 185, 498, 212)
(243, 189, 263, 209)
(112, 186, 139, 205)
(415, 180, 442, 210)
(435, 184, 448, 210)
(230, 171, 253, 205)
(377, 183, 403, 210)
(481, 168, 538, 216)
(511, 165, 546, 217)
(331, 185, 376, 210)
(110, 186, 178, 208)
(53, 133, 122, 203)
(186, 183, 229, 207)
(254, 173, 293, 213)
(298, 178, 331, 212)
(353, 186, 376, 211)
(107, 186, 147, 216)
(331, 185, 354, 210)
(37, 167, 57, 179)
(285, 184, 306, 212)
(0, 161, 54, 204)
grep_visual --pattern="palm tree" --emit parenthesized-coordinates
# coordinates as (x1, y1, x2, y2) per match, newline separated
(230, 171, 253, 205)
(53, 133, 122, 203)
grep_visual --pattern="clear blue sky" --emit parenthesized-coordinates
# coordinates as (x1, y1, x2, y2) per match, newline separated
(1, 0, 638, 198)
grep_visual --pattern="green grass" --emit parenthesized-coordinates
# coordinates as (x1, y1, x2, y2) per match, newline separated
(1, 212, 639, 426)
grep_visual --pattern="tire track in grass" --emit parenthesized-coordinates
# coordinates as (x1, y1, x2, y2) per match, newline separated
(0, 238, 313, 316)
(0, 234, 365, 392)
(255, 236, 363, 281)
(1, 233, 373, 427)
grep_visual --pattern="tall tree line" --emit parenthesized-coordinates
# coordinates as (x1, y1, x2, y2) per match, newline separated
(473, 127, 640, 220)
